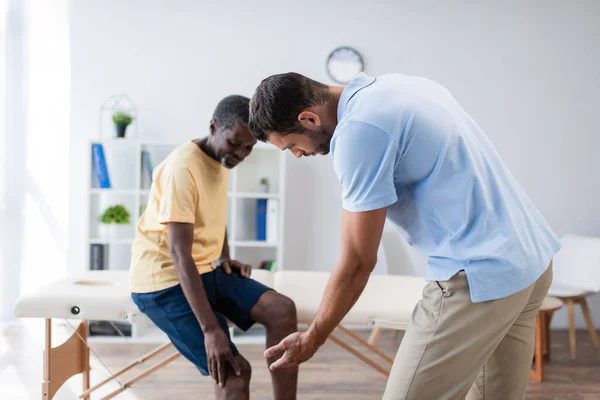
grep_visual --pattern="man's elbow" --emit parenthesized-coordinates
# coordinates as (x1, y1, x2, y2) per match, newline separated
(169, 247, 179, 261)
(347, 254, 378, 278)
(169, 246, 188, 267)
(360, 255, 378, 274)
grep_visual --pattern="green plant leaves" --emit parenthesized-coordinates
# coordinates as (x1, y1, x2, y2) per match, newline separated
(99, 204, 131, 224)
(112, 111, 134, 126)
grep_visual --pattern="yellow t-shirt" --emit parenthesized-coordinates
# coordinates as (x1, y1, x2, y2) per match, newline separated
(129, 141, 229, 293)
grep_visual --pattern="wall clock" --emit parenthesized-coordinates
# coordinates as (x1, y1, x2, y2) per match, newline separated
(326, 46, 364, 84)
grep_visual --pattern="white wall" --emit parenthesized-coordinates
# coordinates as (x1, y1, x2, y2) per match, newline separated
(69, 0, 600, 328)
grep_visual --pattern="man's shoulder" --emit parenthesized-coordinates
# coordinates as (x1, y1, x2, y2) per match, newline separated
(331, 120, 395, 164)
(162, 143, 200, 171)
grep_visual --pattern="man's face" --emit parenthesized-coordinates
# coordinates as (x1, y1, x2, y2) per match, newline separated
(267, 127, 334, 158)
(212, 121, 257, 168)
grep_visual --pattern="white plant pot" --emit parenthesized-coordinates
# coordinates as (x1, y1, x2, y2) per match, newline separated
(259, 183, 269, 193)
(99, 223, 131, 239)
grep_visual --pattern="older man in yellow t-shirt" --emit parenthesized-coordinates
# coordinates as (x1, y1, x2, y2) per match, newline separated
(129, 95, 298, 400)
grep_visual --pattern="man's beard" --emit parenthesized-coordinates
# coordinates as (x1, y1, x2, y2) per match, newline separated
(221, 153, 241, 169)
(307, 127, 334, 155)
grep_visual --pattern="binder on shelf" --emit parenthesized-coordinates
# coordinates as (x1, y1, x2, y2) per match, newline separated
(256, 198, 267, 241)
(91, 143, 111, 188)
(266, 199, 278, 244)
(89, 243, 106, 270)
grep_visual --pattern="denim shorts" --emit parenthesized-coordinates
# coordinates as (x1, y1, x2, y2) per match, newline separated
(131, 267, 271, 375)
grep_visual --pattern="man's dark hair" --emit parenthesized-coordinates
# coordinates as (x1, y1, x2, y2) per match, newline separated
(212, 95, 250, 129)
(249, 73, 330, 142)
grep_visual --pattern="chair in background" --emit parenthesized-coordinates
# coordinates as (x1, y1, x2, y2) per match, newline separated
(530, 296, 563, 382)
(547, 234, 600, 359)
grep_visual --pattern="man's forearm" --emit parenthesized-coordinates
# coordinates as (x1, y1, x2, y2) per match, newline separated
(173, 252, 221, 333)
(307, 257, 374, 346)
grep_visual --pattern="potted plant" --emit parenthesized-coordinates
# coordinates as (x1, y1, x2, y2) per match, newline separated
(259, 177, 269, 193)
(98, 204, 131, 238)
(112, 111, 134, 138)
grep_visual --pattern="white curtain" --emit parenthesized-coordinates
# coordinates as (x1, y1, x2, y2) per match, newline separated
(1, 0, 70, 322)
(1, 0, 26, 323)
(0, 0, 5, 322)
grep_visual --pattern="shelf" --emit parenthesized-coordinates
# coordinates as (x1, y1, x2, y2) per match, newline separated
(90, 188, 150, 195)
(228, 192, 279, 199)
(90, 188, 139, 195)
(90, 237, 134, 244)
(231, 240, 278, 248)
(139, 140, 181, 147)
(90, 138, 273, 149)
(90, 138, 180, 147)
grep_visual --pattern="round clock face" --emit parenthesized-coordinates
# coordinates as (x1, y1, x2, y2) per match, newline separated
(326, 46, 364, 84)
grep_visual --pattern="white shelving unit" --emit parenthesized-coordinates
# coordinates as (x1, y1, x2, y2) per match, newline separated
(86, 137, 286, 343)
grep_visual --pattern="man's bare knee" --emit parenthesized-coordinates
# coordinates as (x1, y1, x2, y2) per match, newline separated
(264, 293, 297, 330)
(238, 356, 252, 381)
(216, 357, 252, 400)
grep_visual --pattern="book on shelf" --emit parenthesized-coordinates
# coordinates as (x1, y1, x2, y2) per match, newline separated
(89, 243, 107, 270)
(258, 260, 277, 272)
(256, 198, 267, 241)
(256, 198, 278, 242)
(91, 143, 111, 188)
(266, 199, 278, 244)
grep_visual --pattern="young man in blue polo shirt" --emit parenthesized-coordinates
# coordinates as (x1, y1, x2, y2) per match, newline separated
(248, 72, 561, 399)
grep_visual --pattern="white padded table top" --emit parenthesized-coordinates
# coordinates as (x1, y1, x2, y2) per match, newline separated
(13, 269, 425, 329)
(274, 271, 425, 328)
(13, 269, 276, 323)
(14, 271, 136, 322)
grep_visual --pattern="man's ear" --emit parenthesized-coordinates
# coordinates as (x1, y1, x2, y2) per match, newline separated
(298, 111, 321, 129)
(209, 120, 218, 135)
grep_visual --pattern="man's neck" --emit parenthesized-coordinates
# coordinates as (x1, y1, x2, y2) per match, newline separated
(325, 86, 345, 130)
(195, 137, 219, 162)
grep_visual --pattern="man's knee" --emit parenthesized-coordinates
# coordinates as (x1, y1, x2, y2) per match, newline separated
(238, 356, 252, 381)
(265, 293, 297, 329)
(219, 357, 252, 395)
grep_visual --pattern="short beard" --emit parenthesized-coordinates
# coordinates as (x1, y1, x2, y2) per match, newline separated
(306, 127, 334, 155)
(221, 153, 239, 169)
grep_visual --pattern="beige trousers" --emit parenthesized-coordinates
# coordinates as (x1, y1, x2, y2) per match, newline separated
(382, 263, 553, 400)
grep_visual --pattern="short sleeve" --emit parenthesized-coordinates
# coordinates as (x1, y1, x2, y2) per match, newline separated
(158, 166, 198, 224)
(332, 121, 398, 212)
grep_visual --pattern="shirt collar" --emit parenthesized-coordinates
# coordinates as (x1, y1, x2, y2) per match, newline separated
(336, 72, 377, 122)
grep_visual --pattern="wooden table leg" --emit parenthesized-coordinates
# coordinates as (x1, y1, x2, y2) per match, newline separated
(43, 319, 52, 400)
(566, 298, 577, 359)
(578, 297, 600, 349)
(41, 320, 91, 400)
(367, 327, 382, 346)
(81, 321, 90, 400)
(530, 312, 543, 382)
(543, 311, 554, 359)
(540, 312, 548, 358)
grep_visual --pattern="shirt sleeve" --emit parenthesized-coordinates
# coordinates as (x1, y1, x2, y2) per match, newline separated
(332, 121, 398, 212)
(157, 166, 198, 224)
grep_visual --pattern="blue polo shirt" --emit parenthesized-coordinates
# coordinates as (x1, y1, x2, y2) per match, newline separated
(332, 73, 561, 302)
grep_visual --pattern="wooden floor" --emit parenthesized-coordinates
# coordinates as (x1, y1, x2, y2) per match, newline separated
(1, 322, 600, 399)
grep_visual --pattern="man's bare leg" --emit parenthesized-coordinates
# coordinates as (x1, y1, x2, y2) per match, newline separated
(214, 354, 252, 400)
(251, 290, 299, 400)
